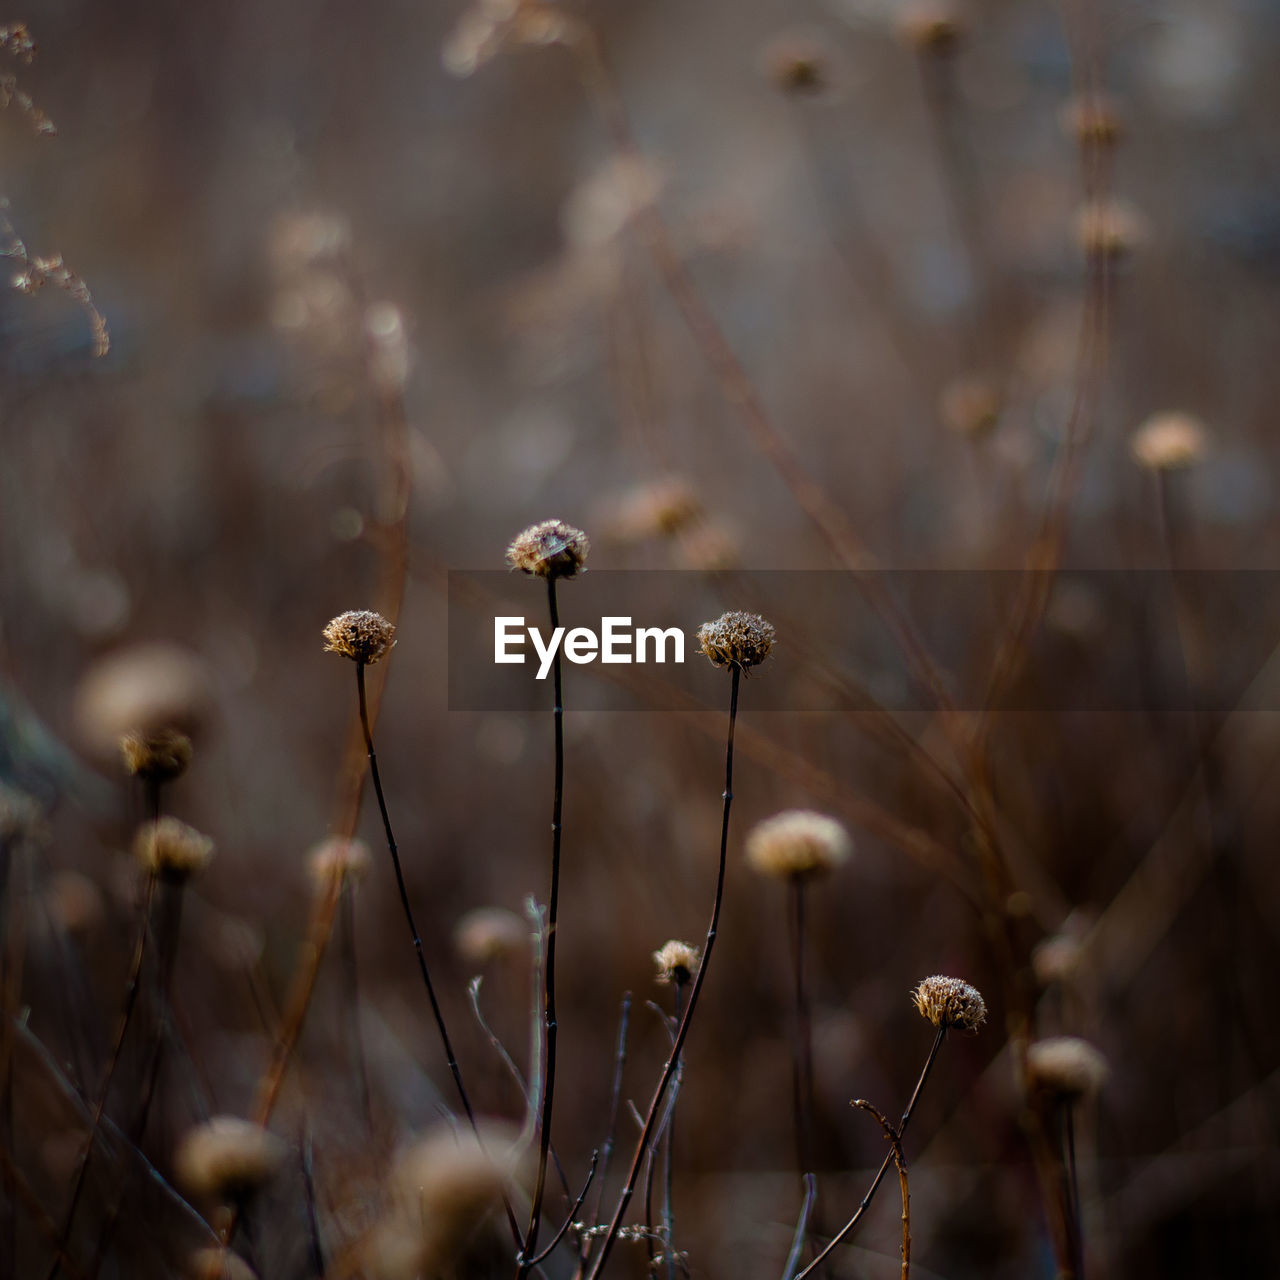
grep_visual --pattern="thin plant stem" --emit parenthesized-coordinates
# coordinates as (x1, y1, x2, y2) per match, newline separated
(524, 1150, 599, 1269)
(781, 1174, 818, 1280)
(583, 664, 741, 1280)
(338, 880, 373, 1132)
(44, 871, 158, 1280)
(356, 660, 478, 1127)
(793, 1027, 946, 1280)
(852, 1101, 911, 1280)
(518, 575, 566, 1276)
(662, 982, 686, 1280)
(580, 992, 632, 1273)
(1064, 1103, 1083, 1279)
(790, 877, 815, 1182)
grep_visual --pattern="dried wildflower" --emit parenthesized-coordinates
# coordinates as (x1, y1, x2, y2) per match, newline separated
(897, 1, 965, 54)
(762, 34, 832, 96)
(1129, 411, 1209, 471)
(1074, 198, 1147, 260)
(1027, 1036, 1109, 1099)
(1031, 933, 1082, 986)
(745, 810, 852, 880)
(912, 975, 986, 1032)
(322, 610, 397, 665)
(74, 643, 212, 761)
(133, 817, 214, 881)
(608, 476, 701, 542)
(307, 835, 372, 890)
(454, 906, 528, 964)
(364, 1122, 526, 1277)
(697, 611, 775, 672)
(175, 1116, 286, 1202)
(120, 727, 193, 783)
(653, 940, 700, 986)
(1060, 93, 1122, 150)
(506, 519, 589, 579)
(939, 375, 1002, 439)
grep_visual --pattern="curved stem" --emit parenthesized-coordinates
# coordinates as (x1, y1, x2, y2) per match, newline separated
(793, 1027, 945, 1280)
(584, 665, 740, 1280)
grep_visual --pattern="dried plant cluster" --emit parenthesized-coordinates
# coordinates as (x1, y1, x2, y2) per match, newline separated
(1, 4, 1272, 1280)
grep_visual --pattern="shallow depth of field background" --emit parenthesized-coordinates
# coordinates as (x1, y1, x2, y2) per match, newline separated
(2, 0, 1279, 1276)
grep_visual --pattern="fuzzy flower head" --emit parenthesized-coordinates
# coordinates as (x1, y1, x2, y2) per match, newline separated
(912, 975, 987, 1033)
(133, 817, 214, 882)
(175, 1116, 286, 1203)
(745, 810, 852, 880)
(1129, 411, 1209, 472)
(307, 835, 372, 891)
(323, 610, 397, 665)
(653, 939, 700, 986)
(1027, 1036, 1109, 1100)
(120, 728, 193, 783)
(697, 611, 775, 673)
(506, 519, 589, 579)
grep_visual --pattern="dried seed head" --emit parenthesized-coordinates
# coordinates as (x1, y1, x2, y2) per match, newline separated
(762, 34, 833, 96)
(74, 643, 212, 762)
(1074, 198, 1147, 260)
(745, 810, 852, 880)
(133, 817, 214, 882)
(1031, 933, 1083, 987)
(375, 1122, 526, 1275)
(653, 940, 700, 986)
(175, 1117, 286, 1202)
(1027, 1036, 1109, 1099)
(608, 476, 701, 541)
(697, 611, 775, 672)
(505, 519, 589, 579)
(1060, 93, 1122, 150)
(1129, 411, 1209, 471)
(454, 906, 528, 964)
(120, 728, 193, 782)
(897, 1, 965, 54)
(912, 974, 987, 1032)
(308, 835, 372, 890)
(939, 375, 1002, 439)
(323, 610, 397, 665)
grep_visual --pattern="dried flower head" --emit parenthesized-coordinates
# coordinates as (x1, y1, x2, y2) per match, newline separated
(653, 939, 700, 986)
(175, 1116, 286, 1202)
(120, 728, 193, 783)
(745, 810, 852, 880)
(1074, 198, 1147, 260)
(912, 975, 987, 1032)
(762, 33, 833, 96)
(1060, 93, 1122, 150)
(454, 906, 528, 964)
(308, 835, 372, 890)
(366, 1121, 527, 1276)
(1031, 934, 1083, 987)
(608, 475, 701, 541)
(897, 1, 965, 53)
(506, 519, 589, 579)
(697, 611, 775, 672)
(323, 610, 397, 665)
(1027, 1036, 1109, 1099)
(74, 643, 212, 762)
(133, 817, 214, 881)
(1129, 411, 1209, 471)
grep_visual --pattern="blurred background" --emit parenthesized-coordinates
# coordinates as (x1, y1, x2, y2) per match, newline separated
(1, 0, 1279, 1275)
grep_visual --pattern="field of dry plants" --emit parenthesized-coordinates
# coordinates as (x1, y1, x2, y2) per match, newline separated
(1, 0, 1279, 1277)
